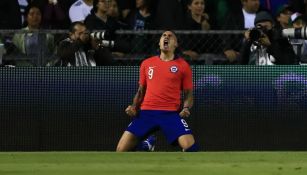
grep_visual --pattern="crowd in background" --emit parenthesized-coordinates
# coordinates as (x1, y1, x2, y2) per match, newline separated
(1, 0, 306, 30)
(0, 0, 307, 66)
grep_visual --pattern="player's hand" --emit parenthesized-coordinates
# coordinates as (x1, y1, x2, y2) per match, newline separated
(125, 105, 137, 117)
(179, 108, 190, 118)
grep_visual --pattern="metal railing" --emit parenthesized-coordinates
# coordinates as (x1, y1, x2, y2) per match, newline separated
(1, 29, 304, 66)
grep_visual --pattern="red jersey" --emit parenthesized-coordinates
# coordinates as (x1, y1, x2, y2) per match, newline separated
(139, 56, 193, 111)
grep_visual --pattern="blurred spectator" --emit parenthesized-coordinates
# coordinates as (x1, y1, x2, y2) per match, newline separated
(289, 0, 306, 14)
(223, 0, 260, 30)
(107, 0, 120, 18)
(153, 0, 185, 30)
(53, 22, 98, 66)
(69, 0, 93, 22)
(260, 0, 289, 15)
(18, 0, 42, 25)
(0, 0, 22, 29)
(124, 0, 155, 55)
(107, 0, 129, 29)
(29, 0, 75, 28)
(40, 0, 68, 29)
(222, 0, 261, 63)
(182, 0, 211, 60)
(240, 11, 299, 65)
(184, 0, 210, 30)
(12, 4, 54, 66)
(204, 0, 229, 29)
(275, 5, 293, 30)
(288, 12, 307, 63)
(116, 0, 135, 20)
(84, 0, 124, 30)
(32, 0, 76, 11)
(125, 0, 154, 30)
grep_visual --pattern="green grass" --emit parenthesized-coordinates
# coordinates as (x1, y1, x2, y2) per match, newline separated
(0, 152, 307, 175)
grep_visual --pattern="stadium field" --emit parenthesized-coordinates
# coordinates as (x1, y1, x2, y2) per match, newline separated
(0, 152, 307, 175)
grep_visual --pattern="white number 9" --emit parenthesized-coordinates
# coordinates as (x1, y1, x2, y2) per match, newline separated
(181, 119, 189, 128)
(148, 67, 154, 79)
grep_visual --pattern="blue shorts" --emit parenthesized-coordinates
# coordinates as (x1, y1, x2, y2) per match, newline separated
(126, 110, 193, 144)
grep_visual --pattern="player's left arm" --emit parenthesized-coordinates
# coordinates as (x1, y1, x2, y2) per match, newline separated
(179, 89, 193, 118)
(180, 61, 193, 118)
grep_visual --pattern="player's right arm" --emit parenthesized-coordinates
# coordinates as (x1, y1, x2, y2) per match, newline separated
(125, 61, 147, 117)
(125, 85, 146, 117)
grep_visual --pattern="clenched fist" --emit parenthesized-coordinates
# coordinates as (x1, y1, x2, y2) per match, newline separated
(179, 108, 190, 118)
(125, 105, 137, 117)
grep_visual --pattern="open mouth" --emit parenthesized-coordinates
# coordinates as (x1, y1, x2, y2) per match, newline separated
(163, 39, 169, 49)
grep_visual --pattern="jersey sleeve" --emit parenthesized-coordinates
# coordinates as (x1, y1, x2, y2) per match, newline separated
(182, 62, 193, 90)
(139, 61, 146, 86)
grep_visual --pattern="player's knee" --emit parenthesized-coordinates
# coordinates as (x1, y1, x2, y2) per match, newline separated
(180, 140, 195, 150)
(116, 131, 138, 152)
(184, 143, 199, 152)
(116, 140, 135, 152)
(116, 144, 125, 152)
(178, 134, 195, 150)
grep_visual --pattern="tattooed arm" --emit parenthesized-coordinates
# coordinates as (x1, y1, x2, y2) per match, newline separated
(125, 85, 146, 117)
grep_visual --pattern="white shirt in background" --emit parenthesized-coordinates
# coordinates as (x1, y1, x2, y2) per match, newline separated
(69, 0, 93, 22)
(243, 9, 256, 29)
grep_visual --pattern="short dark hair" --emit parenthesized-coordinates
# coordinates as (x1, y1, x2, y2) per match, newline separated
(162, 30, 178, 39)
(92, 0, 110, 14)
(23, 3, 42, 27)
(24, 3, 42, 17)
(69, 21, 86, 33)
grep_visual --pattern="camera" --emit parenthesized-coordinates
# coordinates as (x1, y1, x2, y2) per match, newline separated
(90, 30, 114, 40)
(90, 30, 116, 48)
(91, 30, 130, 53)
(249, 25, 267, 42)
(282, 26, 307, 39)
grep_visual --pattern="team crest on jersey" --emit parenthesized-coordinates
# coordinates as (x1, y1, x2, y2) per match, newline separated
(170, 66, 178, 73)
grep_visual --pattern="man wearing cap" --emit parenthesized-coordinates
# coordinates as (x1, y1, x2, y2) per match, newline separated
(240, 11, 299, 65)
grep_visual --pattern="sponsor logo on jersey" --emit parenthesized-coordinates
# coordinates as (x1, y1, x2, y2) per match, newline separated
(170, 66, 178, 73)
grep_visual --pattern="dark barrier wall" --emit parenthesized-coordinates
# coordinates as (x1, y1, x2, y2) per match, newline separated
(0, 66, 307, 151)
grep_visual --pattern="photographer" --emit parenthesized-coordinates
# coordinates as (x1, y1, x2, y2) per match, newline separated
(53, 21, 114, 66)
(240, 11, 299, 65)
(288, 12, 307, 63)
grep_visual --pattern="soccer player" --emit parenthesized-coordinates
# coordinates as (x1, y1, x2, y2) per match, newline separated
(116, 30, 198, 152)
